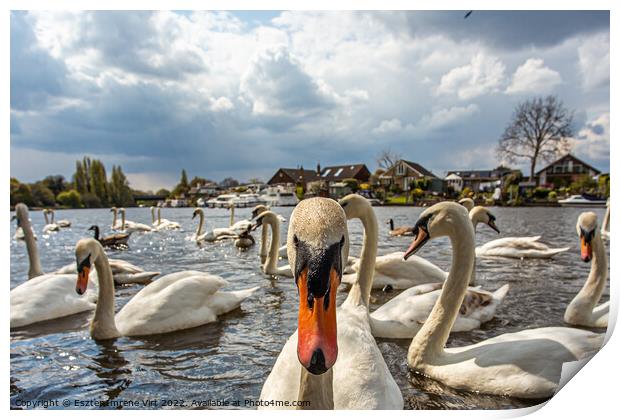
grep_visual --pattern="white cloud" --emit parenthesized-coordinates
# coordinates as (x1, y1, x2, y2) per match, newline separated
(506, 58, 562, 94)
(437, 53, 506, 100)
(570, 112, 609, 162)
(418, 104, 480, 130)
(578, 33, 610, 90)
(372, 118, 404, 134)
(210, 96, 234, 112)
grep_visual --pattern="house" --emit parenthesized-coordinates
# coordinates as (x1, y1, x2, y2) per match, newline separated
(316, 163, 371, 184)
(445, 165, 518, 192)
(188, 182, 221, 199)
(536, 153, 601, 188)
(267, 167, 319, 186)
(380, 159, 443, 192)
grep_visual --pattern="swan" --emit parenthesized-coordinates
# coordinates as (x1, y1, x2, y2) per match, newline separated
(458, 197, 475, 211)
(251, 205, 288, 259)
(154, 207, 181, 230)
(190, 208, 239, 242)
(42, 209, 60, 233)
(12, 214, 37, 241)
(253, 211, 292, 277)
(564, 212, 608, 328)
(475, 235, 569, 259)
(601, 199, 610, 239)
(74, 238, 259, 339)
(402, 201, 604, 398)
(387, 218, 413, 237)
(330, 194, 508, 338)
(49, 209, 71, 228)
(118, 208, 153, 233)
(88, 225, 130, 250)
(110, 207, 124, 230)
(10, 203, 97, 328)
(259, 197, 403, 409)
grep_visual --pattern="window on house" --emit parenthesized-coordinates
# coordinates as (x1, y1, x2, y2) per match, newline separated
(322, 169, 331, 177)
(334, 168, 344, 177)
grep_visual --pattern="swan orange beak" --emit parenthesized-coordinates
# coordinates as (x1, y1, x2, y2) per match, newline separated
(580, 236, 593, 262)
(404, 227, 429, 260)
(297, 267, 339, 375)
(76, 266, 90, 295)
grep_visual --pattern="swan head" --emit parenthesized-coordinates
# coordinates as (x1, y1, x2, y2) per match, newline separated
(110, 207, 117, 213)
(251, 204, 270, 219)
(458, 197, 475, 211)
(288, 198, 348, 375)
(469, 206, 500, 234)
(192, 208, 203, 219)
(404, 201, 470, 260)
(75, 238, 101, 295)
(338, 193, 372, 220)
(577, 212, 598, 262)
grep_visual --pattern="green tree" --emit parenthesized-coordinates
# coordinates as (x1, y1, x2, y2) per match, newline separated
(10, 178, 35, 207)
(57, 190, 82, 208)
(342, 178, 359, 192)
(172, 169, 190, 197)
(89, 159, 109, 206)
(42, 175, 67, 197)
(190, 176, 209, 188)
(109, 165, 135, 207)
(31, 182, 56, 207)
(156, 188, 171, 197)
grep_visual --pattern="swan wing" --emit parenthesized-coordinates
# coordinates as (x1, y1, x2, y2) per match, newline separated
(10, 274, 97, 328)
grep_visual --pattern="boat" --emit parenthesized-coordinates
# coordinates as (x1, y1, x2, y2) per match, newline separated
(206, 194, 238, 208)
(231, 193, 266, 208)
(260, 186, 299, 207)
(558, 194, 607, 207)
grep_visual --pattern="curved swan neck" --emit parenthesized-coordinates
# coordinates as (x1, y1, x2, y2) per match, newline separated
(50, 210, 55, 224)
(229, 206, 235, 227)
(43, 210, 49, 225)
(571, 233, 608, 311)
(602, 205, 610, 232)
(91, 246, 120, 339)
(263, 215, 280, 273)
(408, 218, 475, 363)
(196, 210, 204, 237)
(121, 210, 126, 230)
(111, 209, 117, 229)
(151, 207, 155, 224)
(297, 367, 334, 409)
(158, 208, 162, 225)
(346, 204, 378, 308)
(19, 209, 43, 279)
(259, 224, 268, 265)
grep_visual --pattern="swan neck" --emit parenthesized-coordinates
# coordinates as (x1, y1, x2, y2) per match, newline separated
(111, 209, 117, 229)
(21, 212, 43, 279)
(602, 205, 610, 232)
(151, 208, 155, 224)
(230, 206, 235, 227)
(196, 211, 204, 237)
(259, 224, 268, 265)
(346, 205, 377, 308)
(408, 217, 475, 362)
(121, 211, 126, 230)
(91, 248, 119, 339)
(263, 216, 280, 273)
(574, 233, 608, 310)
(158, 208, 161, 224)
(297, 367, 334, 410)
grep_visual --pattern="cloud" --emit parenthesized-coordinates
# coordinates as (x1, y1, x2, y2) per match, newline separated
(372, 118, 404, 134)
(418, 104, 480, 130)
(506, 58, 562, 94)
(570, 112, 609, 163)
(437, 53, 506, 100)
(578, 33, 610, 90)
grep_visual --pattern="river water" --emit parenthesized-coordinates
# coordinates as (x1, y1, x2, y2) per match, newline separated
(9, 205, 609, 410)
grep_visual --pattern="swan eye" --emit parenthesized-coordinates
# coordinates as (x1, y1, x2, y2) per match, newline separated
(77, 253, 92, 272)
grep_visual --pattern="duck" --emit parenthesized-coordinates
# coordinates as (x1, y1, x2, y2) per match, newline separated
(387, 218, 413, 237)
(42, 209, 60, 233)
(88, 224, 130, 250)
(401, 201, 603, 398)
(190, 208, 239, 243)
(259, 197, 403, 409)
(10, 203, 97, 328)
(253, 211, 293, 277)
(74, 238, 259, 339)
(564, 212, 608, 328)
(118, 208, 153, 233)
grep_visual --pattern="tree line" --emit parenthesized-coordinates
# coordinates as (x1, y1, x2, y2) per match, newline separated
(10, 156, 135, 209)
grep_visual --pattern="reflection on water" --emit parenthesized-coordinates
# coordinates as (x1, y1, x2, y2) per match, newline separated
(10, 206, 609, 409)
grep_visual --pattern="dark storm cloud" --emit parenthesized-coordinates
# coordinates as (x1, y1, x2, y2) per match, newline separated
(374, 10, 609, 50)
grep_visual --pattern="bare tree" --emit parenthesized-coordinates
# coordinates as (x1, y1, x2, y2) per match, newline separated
(376, 148, 401, 170)
(497, 95, 574, 182)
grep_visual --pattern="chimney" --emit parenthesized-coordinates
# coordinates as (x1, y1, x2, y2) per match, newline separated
(317, 162, 321, 176)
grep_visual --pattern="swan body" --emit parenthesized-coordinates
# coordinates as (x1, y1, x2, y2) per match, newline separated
(191, 208, 239, 242)
(119, 208, 152, 233)
(255, 211, 292, 277)
(42, 209, 60, 233)
(75, 238, 259, 339)
(10, 203, 97, 328)
(259, 196, 403, 409)
(403, 202, 604, 398)
(153, 207, 181, 230)
(48, 209, 71, 227)
(14, 226, 38, 241)
(564, 212, 609, 328)
(475, 235, 569, 258)
(56, 258, 159, 285)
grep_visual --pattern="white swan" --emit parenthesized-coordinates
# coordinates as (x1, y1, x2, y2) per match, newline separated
(10, 203, 97, 328)
(253, 211, 292, 277)
(601, 199, 610, 239)
(342, 199, 509, 339)
(458, 197, 475, 211)
(564, 212, 608, 328)
(153, 207, 181, 230)
(190, 208, 239, 242)
(42, 209, 60, 233)
(118, 208, 153, 233)
(49, 209, 71, 228)
(110, 207, 124, 230)
(251, 205, 289, 259)
(402, 201, 604, 398)
(259, 197, 403, 409)
(475, 235, 569, 259)
(74, 238, 259, 339)
(12, 214, 37, 241)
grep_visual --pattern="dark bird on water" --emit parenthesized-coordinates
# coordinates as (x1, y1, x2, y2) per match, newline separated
(89, 225, 130, 250)
(464, 11, 473, 19)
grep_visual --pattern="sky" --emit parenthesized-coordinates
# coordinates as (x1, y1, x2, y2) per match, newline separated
(10, 10, 610, 191)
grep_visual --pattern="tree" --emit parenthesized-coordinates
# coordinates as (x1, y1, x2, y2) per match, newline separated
(89, 159, 109, 206)
(156, 188, 171, 197)
(190, 176, 209, 188)
(497, 96, 574, 182)
(41, 175, 67, 197)
(57, 190, 82, 208)
(10, 178, 34, 207)
(31, 182, 56, 207)
(109, 165, 135, 207)
(172, 169, 190, 197)
(376, 149, 401, 170)
(220, 177, 239, 188)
